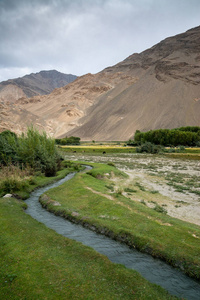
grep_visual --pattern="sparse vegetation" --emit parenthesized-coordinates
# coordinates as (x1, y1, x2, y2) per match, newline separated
(140, 199, 146, 205)
(135, 182, 146, 191)
(150, 190, 159, 194)
(153, 204, 167, 214)
(124, 187, 137, 193)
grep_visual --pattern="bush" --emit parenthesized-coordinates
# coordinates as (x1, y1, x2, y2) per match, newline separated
(126, 139, 138, 146)
(0, 164, 34, 196)
(1, 177, 29, 193)
(0, 127, 62, 177)
(136, 142, 163, 154)
(153, 204, 167, 214)
(195, 141, 200, 147)
(168, 148, 176, 153)
(62, 160, 73, 168)
(107, 162, 115, 167)
(0, 130, 19, 165)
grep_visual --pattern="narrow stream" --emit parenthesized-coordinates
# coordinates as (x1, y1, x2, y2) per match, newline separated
(25, 170, 200, 300)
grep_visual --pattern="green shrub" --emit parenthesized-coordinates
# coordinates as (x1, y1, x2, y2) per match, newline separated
(0, 164, 36, 196)
(136, 142, 163, 154)
(140, 199, 146, 205)
(135, 182, 146, 191)
(126, 139, 138, 146)
(0, 130, 19, 165)
(179, 145, 185, 151)
(124, 187, 137, 193)
(153, 204, 167, 214)
(168, 148, 176, 153)
(0, 127, 62, 177)
(106, 184, 115, 192)
(107, 162, 115, 167)
(1, 177, 29, 193)
(62, 160, 73, 168)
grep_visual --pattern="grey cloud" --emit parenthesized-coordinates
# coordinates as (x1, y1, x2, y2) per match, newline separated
(0, 0, 200, 81)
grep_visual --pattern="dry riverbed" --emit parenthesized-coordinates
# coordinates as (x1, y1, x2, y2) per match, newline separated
(64, 152, 200, 226)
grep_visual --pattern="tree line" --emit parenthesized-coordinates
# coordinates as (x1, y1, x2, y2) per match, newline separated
(129, 127, 200, 147)
(55, 136, 80, 145)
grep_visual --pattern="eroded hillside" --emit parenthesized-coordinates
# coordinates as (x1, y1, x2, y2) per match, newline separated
(1, 26, 200, 140)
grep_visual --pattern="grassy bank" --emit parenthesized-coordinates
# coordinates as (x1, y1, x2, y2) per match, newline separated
(0, 162, 81, 200)
(0, 197, 176, 299)
(40, 162, 200, 280)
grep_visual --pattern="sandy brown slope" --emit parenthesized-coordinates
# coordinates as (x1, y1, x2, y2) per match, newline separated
(0, 101, 47, 135)
(0, 70, 77, 102)
(1, 26, 200, 140)
(12, 72, 135, 137)
(67, 26, 200, 140)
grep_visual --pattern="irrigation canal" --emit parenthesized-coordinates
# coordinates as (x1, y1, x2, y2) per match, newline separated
(25, 168, 200, 299)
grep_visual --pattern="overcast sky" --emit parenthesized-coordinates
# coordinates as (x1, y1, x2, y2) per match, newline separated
(0, 0, 200, 81)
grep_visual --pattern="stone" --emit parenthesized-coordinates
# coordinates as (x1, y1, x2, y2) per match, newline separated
(3, 194, 13, 198)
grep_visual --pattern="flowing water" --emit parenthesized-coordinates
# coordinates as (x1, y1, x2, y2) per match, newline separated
(25, 170, 200, 300)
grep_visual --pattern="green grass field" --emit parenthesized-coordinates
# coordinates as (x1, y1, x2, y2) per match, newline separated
(60, 144, 200, 159)
(40, 162, 200, 280)
(0, 195, 175, 299)
(1, 158, 200, 299)
(59, 145, 136, 154)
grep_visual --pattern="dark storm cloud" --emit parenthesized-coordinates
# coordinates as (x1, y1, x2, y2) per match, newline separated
(0, 0, 200, 81)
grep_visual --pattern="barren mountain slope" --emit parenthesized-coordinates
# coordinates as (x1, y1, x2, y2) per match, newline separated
(0, 70, 77, 102)
(13, 72, 136, 137)
(67, 26, 200, 140)
(0, 101, 47, 135)
(1, 26, 200, 140)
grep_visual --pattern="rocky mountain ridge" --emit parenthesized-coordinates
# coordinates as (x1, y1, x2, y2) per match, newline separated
(0, 70, 77, 102)
(1, 26, 200, 140)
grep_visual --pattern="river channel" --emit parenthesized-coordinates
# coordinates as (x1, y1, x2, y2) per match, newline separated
(25, 169, 200, 300)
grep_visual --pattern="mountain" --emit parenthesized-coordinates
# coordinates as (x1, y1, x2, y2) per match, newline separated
(1, 26, 200, 140)
(0, 70, 77, 102)
(67, 26, 200, 140)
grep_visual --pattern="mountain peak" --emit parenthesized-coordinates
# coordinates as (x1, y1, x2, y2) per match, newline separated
(0, 70, 77, 100)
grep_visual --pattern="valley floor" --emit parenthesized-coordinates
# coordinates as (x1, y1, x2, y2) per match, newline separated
(62, 152, 200, 226)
